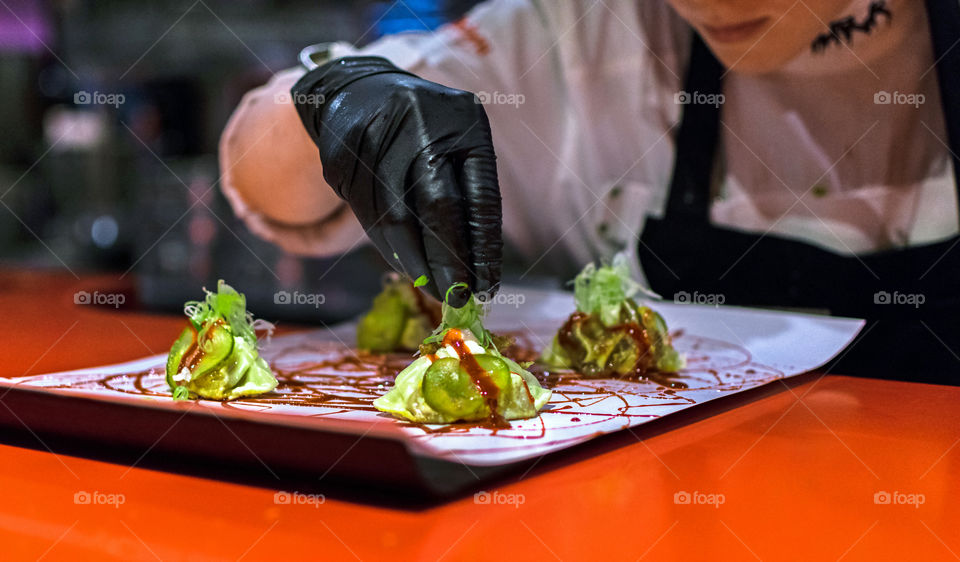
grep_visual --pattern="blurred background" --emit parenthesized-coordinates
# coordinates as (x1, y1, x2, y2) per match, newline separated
(0, 0, 480, 323)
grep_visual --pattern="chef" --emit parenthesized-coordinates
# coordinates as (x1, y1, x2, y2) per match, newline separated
(219, 0, 960, 383)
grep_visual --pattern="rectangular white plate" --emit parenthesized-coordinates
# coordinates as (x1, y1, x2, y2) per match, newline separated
(2, 288, 864, 467)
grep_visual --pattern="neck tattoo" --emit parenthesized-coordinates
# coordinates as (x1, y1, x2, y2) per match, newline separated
(811, 0, 893, 53)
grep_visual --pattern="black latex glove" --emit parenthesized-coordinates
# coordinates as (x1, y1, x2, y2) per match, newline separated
(291, 56, 502, 307)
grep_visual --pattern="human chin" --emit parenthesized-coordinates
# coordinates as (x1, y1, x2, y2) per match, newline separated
(696, 15, 826, 74)
(704, 36, 802, 74)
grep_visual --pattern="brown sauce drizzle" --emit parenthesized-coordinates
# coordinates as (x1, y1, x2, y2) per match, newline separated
(639, 371, 688, 389)
(37, 330, 786, 440)
(177, 325, 200, 372)
(556, 312, 587, 351)
(442, 328, 510, 429)
(177, 319, 226, 374)
(520, 379, 535, 404)
(86, 352, 411, 411)
(556, 312, 687, 388)
(231, 351, 409, 411)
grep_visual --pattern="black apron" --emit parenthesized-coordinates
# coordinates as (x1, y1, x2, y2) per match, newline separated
(638, 0, 960, 385)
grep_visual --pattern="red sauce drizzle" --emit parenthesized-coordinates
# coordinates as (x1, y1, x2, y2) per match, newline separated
(442, 328, 510, 429)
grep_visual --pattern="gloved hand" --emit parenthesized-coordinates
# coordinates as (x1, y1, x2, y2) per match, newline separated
(291, 56, 502, 307)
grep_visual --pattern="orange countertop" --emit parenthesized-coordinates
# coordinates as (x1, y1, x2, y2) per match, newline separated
(0, 269, 958, 561)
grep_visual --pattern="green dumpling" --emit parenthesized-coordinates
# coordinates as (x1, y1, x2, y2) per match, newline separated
(541, 253, 685, 377)
(165, 281, 277, 400)
(374, 328, 551, 424)
(357, 274, 439, 353)
(373, 284, 551, 425)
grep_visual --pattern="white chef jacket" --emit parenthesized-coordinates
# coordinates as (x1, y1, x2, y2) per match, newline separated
(220, 0, 955, 282)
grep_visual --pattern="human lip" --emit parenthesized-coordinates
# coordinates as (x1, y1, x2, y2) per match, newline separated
(702, 17, 771, 43)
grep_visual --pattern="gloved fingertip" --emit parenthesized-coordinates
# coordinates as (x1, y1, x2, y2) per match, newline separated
(473, 264, 501, 295)
(445, 283, 470, 308)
